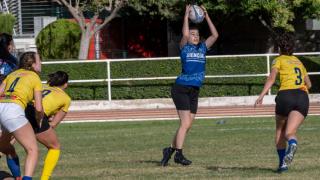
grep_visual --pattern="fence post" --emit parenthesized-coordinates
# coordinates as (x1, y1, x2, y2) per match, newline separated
(267, 54, 271, 95)
(107, 61, 112, 101)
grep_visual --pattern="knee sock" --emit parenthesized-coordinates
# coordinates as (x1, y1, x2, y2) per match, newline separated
(22, 176, 32, 180)
(41, 149, 60, 180)
(277, 149, 286, 167)
(288, 139, 297, 146)
(6, 156, 21, 177)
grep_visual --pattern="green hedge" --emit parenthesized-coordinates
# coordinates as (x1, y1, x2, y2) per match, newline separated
(41, 56, 320, 100)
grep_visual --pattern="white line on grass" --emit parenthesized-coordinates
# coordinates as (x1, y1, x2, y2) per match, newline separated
(62, 114, 320, 124)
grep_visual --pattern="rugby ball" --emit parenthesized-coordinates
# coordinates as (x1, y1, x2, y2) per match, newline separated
(189, 5, 205, 24)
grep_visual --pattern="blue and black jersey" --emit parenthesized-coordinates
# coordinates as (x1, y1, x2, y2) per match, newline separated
(175, 42, 207, 87)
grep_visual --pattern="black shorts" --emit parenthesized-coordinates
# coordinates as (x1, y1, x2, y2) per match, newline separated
(275, 89, 309, 117)
(25, 104, 50, 134)
(171, 83, 200, 114)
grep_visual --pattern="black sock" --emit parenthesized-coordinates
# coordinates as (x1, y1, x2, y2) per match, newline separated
(167, 147, 175, 154)
(175, 149, 182, 154)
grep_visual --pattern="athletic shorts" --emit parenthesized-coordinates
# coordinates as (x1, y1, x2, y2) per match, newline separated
(275, 89, 309, 117)
(25, 104, 50, 134)
(0, 103, 28, 133)
(171, 83, 200, 114)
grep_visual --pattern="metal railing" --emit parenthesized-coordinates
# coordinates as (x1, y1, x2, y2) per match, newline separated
(42, 52, 320, 101)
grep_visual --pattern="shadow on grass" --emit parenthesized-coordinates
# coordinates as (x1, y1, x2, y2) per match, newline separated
(207, 166, 275, 173)
(0, 171, 13, 180)
(137, 160, 160, 165)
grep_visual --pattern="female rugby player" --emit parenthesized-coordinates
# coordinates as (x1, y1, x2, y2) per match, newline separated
(0, 51, 43, 180)
(160, 4, 218, 166)
(254, 32, 312, 173)
(4, 71, 71, 180)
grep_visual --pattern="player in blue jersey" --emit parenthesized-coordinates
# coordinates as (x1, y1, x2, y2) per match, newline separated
(160, 4, 218, 166)
(0, 33, 18, 83)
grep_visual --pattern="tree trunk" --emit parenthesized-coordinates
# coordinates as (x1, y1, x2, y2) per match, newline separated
(78, 29, 92, 60)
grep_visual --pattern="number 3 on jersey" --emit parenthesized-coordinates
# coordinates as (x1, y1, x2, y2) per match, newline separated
(294, 67, 302, 85)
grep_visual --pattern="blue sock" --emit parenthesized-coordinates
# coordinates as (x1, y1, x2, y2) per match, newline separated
(22, 176, 32, 180)
(6, 156, 21, 177)
(277, 149, 286, 167)
(288, 139, 298, 146)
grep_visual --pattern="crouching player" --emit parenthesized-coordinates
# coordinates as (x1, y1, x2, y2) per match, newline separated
(6, 71, 71, 180)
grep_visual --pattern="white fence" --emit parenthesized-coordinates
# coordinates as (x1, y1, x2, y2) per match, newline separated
(42, 52, 320, 101)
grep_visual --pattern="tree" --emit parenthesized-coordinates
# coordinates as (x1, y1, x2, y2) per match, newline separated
(52, 0, 320, 59)
(200, 0, 320, 34)
(0, 13, 15, 35)
(36, 19, 81, 60)
(132, 0, 320, 33)
(53, 0, 127, 59)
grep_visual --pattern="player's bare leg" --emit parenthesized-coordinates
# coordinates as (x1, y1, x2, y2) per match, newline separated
(275, 115, 288, 173)
(12, 123, 38, 178)
(284, 111, 305, 165)
(36, 128, 61, 180)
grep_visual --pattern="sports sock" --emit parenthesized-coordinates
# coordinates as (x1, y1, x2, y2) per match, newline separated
(41, 149, 60, 180)
(175, 149, 182, 154)
(168, 147, 175, 153)
(277, 149, 286, 167)
(6, 156, 21, 177)
(22, 176, 32, 180)
(288, 139, 297, 146)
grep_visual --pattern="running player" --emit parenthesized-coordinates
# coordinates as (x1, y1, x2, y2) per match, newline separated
(160, 4, 218, 166)
(254, 32, 312, 173)
(4, 71, 71, 180)
(0, 51, 43, 180)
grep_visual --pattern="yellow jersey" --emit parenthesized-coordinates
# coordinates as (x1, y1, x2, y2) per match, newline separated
(272, 55, 308, 92)
(0, 69, 42, 109)
(42, 84, 71, 117)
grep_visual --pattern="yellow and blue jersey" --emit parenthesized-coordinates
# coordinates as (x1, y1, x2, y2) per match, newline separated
(42, 84, 71, 117)
(272, 55, 308, 92)
(0, 69, 42, 109)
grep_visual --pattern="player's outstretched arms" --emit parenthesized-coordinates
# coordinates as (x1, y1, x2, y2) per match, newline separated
(180, 5, 191, 49)
(202, 5, 218, 49)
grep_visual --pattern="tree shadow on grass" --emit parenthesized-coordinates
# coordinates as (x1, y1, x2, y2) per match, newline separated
(207, 165, 276, 173)
(0, 171, 13, 180)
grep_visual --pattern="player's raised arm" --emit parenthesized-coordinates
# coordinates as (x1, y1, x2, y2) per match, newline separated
(180, 5, 191, 49)
(202, 5, 218, 49)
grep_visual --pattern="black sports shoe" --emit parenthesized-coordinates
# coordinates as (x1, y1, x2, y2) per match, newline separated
(174, 152, 192, 166)
(160, 147, 174, 166)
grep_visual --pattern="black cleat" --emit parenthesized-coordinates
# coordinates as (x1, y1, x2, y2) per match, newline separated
(160, 147, 174, 166)
(174, 152, 192, 166)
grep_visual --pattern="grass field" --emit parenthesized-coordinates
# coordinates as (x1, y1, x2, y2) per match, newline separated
(1, 116, 320, 179)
